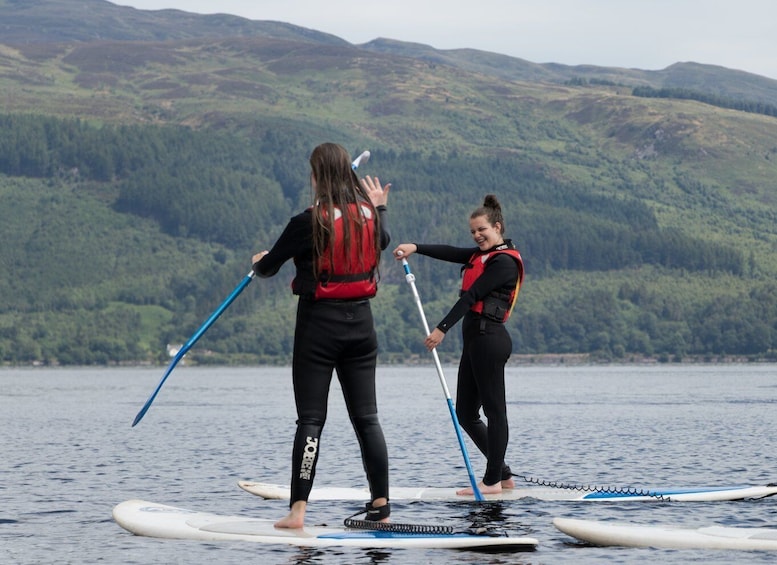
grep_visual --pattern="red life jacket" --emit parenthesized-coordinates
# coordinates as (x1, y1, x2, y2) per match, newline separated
(314, 202, 379, 300)
(461, 243, 524, 322)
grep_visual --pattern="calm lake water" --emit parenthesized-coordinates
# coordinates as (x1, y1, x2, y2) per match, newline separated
(2, 364, 776, 564)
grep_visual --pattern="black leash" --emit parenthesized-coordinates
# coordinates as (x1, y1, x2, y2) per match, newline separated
(512, 473, 668, 500)
(343, 504, 501, 536)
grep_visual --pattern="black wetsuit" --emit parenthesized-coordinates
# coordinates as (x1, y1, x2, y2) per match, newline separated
(415, 242, 521, 486)
(254, 205, 390, 505)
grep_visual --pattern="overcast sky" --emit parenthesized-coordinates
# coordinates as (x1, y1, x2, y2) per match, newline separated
(115, 1, 777, 80)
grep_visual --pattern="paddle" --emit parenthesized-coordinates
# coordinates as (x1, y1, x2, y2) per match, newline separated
(133, 149, 371, 426)
(132, 271, 256, 426)
(398, 255, 484, 501)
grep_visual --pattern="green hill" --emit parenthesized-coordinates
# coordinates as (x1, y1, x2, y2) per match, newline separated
(0, 0, 775, 365)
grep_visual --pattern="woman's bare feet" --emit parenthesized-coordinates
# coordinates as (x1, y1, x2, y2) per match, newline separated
(274, 500, 306, 529)
(501, 477, 516, 489)
(456, 481, 503, 496)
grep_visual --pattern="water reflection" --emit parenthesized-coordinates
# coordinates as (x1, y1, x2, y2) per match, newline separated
(465, 501, 509, 531)
(285, 547, 393, 564)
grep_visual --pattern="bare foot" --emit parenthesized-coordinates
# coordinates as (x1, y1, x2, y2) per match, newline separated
(501, 477, 516, 489)
(456, 481, 502, 496)
(274, 501, 306, 529)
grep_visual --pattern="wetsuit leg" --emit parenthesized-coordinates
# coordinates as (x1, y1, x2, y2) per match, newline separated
(288, 300, 337, 505)
(457, 317, 513, 485)
(455, 343, 489, 454)
(336, 301, 389, 502)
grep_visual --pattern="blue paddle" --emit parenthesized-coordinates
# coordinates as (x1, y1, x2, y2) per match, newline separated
(399, 255, 484, 501)
(132, 271, 255, 426)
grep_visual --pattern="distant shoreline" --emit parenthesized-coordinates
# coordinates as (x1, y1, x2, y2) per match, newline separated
(4, 352, 775, 369)
(507, 353, 777, 365)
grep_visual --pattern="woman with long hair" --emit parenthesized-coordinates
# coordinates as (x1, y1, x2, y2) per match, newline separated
(252, 142, 391, 527)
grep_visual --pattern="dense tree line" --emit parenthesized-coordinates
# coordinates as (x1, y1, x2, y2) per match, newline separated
(0, 113, 746, 275)
(515, 279, 777, 360)
(632, 86, 777, 118)
(1, 114, 774, 364)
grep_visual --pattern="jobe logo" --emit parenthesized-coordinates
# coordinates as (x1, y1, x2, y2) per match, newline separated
(299, 436, 318, 480)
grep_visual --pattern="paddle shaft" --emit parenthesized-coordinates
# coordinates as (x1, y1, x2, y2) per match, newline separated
(132, 270, 255, 426)
(400, 258, 484, 501)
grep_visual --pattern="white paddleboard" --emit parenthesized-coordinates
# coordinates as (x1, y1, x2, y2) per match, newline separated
(113, 500, 538, 550)
(238, 480, 777, 502)
(554, 517, 777, 550)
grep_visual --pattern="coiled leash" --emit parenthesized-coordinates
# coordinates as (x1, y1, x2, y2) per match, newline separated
(513, 473, 668, 500)
(343, 502, 457, 534)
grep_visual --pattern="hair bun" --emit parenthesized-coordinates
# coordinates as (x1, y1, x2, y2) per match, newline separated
(483, 194, 501, 210)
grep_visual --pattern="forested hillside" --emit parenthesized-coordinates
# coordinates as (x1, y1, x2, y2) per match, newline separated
(1, 1, 776, 365)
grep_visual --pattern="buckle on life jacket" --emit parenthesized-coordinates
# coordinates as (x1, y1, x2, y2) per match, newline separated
(481, 295, 509, 323)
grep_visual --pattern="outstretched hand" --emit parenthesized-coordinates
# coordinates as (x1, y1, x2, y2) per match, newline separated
(392, 243, 417, 260)
(360, 175, 391, 207)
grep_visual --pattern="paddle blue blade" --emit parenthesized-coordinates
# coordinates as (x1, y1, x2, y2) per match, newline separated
(132, 271, 255, 427)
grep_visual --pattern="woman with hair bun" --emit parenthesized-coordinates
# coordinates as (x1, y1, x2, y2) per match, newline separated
(393, 194, 524, 495)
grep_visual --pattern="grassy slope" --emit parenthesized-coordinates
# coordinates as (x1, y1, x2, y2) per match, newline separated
(1, 13, 776, 361)
(2, 40, 775, 233)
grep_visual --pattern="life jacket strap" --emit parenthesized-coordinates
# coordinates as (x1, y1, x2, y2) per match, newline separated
(318, 269, 375, 286)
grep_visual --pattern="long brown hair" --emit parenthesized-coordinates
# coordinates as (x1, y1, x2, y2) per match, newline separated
(309, 142, 380, 275)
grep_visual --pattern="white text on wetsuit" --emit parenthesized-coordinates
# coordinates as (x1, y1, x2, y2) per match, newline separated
(299, 436, 318, 480)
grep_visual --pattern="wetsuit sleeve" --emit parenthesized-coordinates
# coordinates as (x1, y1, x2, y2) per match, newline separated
(376, 205, 390, 250)
(436, 253, 520, 333)
(253, 211, 312, 278)
(414, 244, 475, 264)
